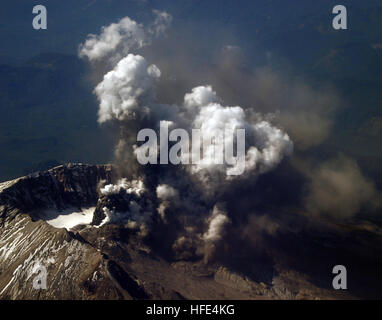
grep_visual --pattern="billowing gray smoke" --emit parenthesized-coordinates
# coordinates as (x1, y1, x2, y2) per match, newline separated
(79, 11, 293, 262)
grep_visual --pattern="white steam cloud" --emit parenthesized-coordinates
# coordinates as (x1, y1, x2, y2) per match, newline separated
(79, 16, 145, 63)
(79, 10, 172, 65)
(203, 206, 230, 243)
(101, 178, 145, 196)
(184, 86, 293, 177)
(95, 54, 161, 123)
(156, 184, 179, 201)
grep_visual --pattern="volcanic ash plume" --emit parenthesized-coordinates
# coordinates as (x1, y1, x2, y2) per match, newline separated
(79, 12, 293, 261)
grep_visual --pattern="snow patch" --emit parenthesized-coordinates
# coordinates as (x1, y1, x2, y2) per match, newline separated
(45, 207, 95, 230)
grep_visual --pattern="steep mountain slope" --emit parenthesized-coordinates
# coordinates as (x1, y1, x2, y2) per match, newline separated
(0, 164, 353, 300)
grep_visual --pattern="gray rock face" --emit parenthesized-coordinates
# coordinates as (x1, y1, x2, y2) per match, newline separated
(0, 164, 118, 299)
(0, 164, 353, 300)
(0, 163, 114, 216)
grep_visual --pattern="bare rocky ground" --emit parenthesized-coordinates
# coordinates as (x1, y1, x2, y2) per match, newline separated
(0, 164, 380, 300)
